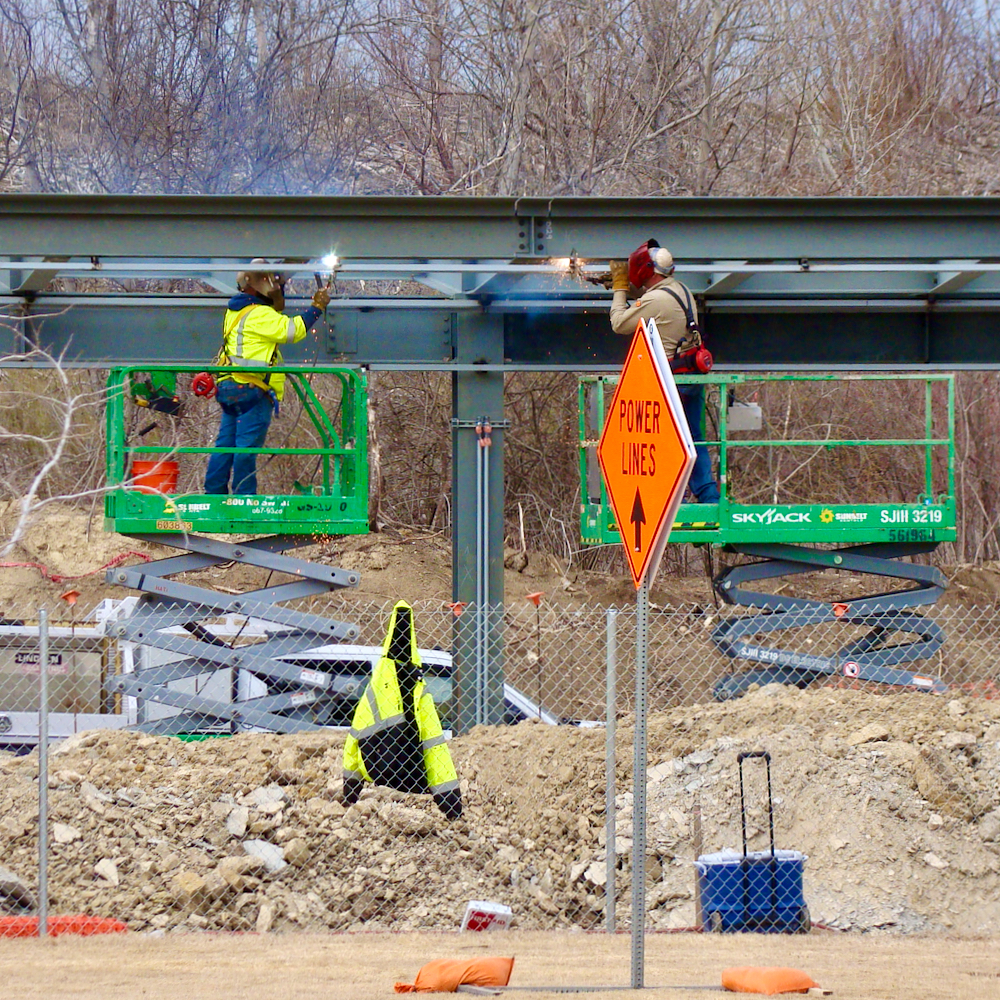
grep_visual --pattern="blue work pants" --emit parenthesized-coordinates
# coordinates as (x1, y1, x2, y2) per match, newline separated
(679, 384, 721, 503)
(204, 379, 273, 495)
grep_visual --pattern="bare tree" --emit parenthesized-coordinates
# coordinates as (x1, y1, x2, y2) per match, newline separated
(0, 345, 109, 557)
(9, 0, 368, 193)
(0, 0, 40, 189)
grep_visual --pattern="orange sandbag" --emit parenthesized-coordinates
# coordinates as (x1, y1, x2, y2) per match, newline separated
(0, 915, 128, 938)
(722, 967, 819, 995)
(395, 956, 515, 993)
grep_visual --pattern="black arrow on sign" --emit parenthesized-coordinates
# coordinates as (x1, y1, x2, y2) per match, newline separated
(630, 488, 645, 552)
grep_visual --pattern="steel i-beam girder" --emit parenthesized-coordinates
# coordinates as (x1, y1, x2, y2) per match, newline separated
(3, 195, 1000, 368)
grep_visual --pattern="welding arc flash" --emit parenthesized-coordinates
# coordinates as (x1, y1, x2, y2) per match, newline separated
(630, 489, 646, 552)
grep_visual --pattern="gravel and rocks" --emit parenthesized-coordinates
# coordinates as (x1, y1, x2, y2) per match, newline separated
(0, 685, 997, 936)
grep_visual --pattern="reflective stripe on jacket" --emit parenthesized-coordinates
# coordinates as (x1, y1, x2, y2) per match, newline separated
(343, 601, 460, 796)
(220, 300, 308, 401)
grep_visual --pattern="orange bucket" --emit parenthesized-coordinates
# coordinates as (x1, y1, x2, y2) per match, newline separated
(130, 459, 179, 494)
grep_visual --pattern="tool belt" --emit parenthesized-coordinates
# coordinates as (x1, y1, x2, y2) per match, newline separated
(217, 369, 272, 393)
(670, 344, 714, 374)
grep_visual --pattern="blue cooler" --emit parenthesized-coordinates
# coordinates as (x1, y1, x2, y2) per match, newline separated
(696, 849, 809, 933)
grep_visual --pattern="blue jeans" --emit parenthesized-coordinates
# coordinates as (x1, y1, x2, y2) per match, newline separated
(679, 385, 721, 503)
(204, 379, 273, 494)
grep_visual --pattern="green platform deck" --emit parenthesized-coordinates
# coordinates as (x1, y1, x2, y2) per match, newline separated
(105, 365, 369, 536)
(580, 373, 957, 548)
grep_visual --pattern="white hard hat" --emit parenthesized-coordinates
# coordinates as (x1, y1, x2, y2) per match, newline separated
(650, 246, 675, 276)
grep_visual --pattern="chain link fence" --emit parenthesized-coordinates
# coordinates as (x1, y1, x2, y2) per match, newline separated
(0, 593, 998, 936)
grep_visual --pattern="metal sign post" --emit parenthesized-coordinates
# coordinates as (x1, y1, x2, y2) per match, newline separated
(596, 318, 696, 988)
(631, 578, 649, 987)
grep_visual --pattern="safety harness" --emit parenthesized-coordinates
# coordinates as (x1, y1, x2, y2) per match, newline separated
(660, 285, 714, 374)
(215, 304, 280, 411)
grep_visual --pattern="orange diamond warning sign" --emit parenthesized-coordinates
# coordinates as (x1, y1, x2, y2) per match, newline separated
(598, 319, 696, 588)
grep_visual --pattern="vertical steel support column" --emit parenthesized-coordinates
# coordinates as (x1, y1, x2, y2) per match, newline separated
(452, 313, 505, 733)
(631, 580, 649, 987)
(0, 299, 29, 355)
(605, 608, 618, 933)
(475, 424, 485, 724)
(924, 379, 934, 499)
(474, 419, 493, 724)
(38, 608, 49, 938)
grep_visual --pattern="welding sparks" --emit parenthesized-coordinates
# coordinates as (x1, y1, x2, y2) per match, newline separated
(551, 254, 587, 281)
(550, 254, 591, 284)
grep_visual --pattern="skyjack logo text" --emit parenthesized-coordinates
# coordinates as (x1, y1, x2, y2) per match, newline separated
(732, 509, 812, 524)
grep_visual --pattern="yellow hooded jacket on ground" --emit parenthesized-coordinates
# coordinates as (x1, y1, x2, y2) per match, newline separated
(343, 600, 459, 797)
(218, 294, 309, 401)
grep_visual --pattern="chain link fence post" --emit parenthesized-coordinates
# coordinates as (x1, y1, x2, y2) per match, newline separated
(37, 608, 49, 939)
(605, 607, 617, 934)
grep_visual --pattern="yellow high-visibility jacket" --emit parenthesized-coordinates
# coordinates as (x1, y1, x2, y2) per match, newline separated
(343, 601, 459, 797)
(218, 294, 310, 401)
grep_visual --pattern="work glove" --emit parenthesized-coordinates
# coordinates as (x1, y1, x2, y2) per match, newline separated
(609, 260, 629, 292)
(433, 788, 463, 820)
(312, 286, 331, 310)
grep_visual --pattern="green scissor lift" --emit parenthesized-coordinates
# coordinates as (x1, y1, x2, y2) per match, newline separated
(580, 372, 957, 699)
(103, 364, 370, 734)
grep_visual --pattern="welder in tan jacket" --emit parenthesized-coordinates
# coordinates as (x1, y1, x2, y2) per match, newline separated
(608, 239, 720, 503)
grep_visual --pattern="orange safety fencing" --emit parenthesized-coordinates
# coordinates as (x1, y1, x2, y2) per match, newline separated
(0, 916, 128, 938)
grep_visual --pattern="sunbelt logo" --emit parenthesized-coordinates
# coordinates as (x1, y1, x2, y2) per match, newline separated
(732, 508, 812, 524)
(820, 508, 867, 523)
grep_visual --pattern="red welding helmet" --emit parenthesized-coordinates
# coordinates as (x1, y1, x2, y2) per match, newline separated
(628, 238, 660, 290)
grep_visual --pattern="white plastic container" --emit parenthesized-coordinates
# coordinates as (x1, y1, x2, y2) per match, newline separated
(460, 900, 513, 931)
(727, 401, 763, 432)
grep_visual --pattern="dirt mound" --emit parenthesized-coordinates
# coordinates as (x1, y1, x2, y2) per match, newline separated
(2, 505, 1000, 936)
(0, 685, 996, 935)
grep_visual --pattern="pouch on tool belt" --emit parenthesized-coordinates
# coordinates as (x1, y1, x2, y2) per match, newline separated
(670, 344, 714, 374)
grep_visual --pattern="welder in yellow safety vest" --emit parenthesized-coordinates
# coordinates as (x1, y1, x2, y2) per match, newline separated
(343, 600, 463, 820)
(204, 259, 331, 495)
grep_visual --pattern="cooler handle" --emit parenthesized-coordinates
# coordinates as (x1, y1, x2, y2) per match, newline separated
(737, 750, 775, 858)
(738, 750, 779, 925)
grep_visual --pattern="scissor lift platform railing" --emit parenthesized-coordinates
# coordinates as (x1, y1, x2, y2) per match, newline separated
(581, 372, 957, 550)
(105, 365, 369, 536)
(580, 372, 957, 697)
(102, 364, 371, 734)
